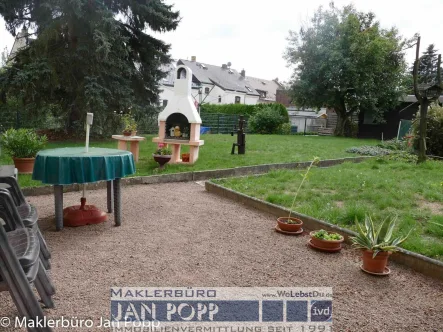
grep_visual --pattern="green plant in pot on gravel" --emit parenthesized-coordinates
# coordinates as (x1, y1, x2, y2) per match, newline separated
(153, 147, 172, 169)
(276, 157, 320, 234)
(0, 128, 47, 174)
(309, 229, 344, 252)
(351, 214, 412, 275)
(121, 114, 137, 136)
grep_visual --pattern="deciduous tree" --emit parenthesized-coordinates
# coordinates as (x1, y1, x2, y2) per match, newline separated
(284, 3, 410, 136)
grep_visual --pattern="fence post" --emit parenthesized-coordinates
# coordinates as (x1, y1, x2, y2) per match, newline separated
(217, 114, 220, 134)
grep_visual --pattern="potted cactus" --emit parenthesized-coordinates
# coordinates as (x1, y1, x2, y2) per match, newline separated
(153, 147, 172, 169)
(351, 215, 412, 275)
(0, 128, 47, 174)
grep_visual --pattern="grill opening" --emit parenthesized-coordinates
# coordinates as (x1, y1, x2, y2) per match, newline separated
(165, 113, 190, 140)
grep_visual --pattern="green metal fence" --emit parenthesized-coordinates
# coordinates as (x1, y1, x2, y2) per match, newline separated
(200, 113, 249, 134)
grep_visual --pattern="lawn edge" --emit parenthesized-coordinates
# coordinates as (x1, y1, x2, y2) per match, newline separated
(22, 156, 371, 196)
(204, 181, 443, 281)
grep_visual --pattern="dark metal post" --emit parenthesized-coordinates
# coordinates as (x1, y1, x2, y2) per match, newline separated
(231, 115, 246, 154)
(304, 118, 307, 136)
(107, 180, 113, 213)
(113, 178, 121, 226)
(54, 185, 64, 231)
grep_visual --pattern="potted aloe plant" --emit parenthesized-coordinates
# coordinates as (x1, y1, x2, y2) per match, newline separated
(309, 229, 344, 252)
(0, 128, 47, 174)
(153, 147, 172, 169)
(351, 215, 412, 275)
(276, 157, 320, 234)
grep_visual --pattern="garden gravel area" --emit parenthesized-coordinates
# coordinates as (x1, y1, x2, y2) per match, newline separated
(0, 182, 442, 331)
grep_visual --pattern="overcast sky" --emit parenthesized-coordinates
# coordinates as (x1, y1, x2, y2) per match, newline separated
(1, 0, 442, 83)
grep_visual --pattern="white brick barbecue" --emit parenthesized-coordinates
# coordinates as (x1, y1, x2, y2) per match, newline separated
(153, 65, 204, 164)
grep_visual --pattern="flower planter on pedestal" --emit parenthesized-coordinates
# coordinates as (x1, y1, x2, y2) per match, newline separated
(153, 154, 172, 169)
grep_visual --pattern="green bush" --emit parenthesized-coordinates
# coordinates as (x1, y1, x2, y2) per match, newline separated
(255, 103, 289, 123)
(248, 106, 288, 134)
(377, 139, 409, 151)
(412, 103, 443, 157)
(276, 123, 291, 135)
(0, 128, 47, 158)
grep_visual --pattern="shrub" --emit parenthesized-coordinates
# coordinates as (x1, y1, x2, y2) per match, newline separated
(346, 146, 392, 156)
(412, 103, 443, 157)
(248, 106, 288, 134)
(255, 103, 289, 123)
(377, 139, 409, 151)
(276, 123, 291, 135)
(0, 128, 47, 158)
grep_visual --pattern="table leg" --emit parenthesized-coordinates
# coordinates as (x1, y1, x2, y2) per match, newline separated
(113, 178, 121, 226)
(130, 141, 139, 162)
(117, 140, 127, 150)
(107, 180, 113, 213)
(54, 185, 64, 231)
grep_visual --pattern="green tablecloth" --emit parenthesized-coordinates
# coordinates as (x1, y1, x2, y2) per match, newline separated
(32, 147, 136, 185)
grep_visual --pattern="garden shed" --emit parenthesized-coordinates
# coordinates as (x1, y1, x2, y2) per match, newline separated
(288, 108, 327, 133)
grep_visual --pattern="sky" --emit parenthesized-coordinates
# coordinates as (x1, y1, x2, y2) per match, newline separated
(1, 0, 442, 83)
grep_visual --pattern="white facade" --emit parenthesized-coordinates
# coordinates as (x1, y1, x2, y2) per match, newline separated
(161, 82, 259, 106)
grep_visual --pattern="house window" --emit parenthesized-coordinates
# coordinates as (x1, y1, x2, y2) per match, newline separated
(218, 96, 222, 103)
(163, 100, 168, 107)
(205, 87, 210, 94)
(235, 96, 241, 104)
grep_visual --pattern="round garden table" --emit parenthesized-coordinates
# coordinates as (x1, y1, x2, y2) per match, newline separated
(32, 147, 136, 231)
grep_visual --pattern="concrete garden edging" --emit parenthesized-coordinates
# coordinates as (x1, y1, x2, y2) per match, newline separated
(22, 156, 371, 196)
(205, 181, 443, 281)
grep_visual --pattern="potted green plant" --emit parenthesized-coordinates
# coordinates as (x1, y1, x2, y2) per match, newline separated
(276, 157, 320, 235)
(309, 229, 344, 252)
(121, 114, 137, 136)
(351, 215, 412, 275)
(0, 128, 47, 174)
(153, 147, 172, 169)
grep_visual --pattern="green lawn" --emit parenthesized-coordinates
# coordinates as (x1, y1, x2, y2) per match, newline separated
(0, 134, 376, 187)
(213, 158, 443, 260)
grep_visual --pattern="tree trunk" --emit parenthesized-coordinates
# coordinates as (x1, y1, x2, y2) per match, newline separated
(418, 99, 429, 163)
(334, 110, 349, 137)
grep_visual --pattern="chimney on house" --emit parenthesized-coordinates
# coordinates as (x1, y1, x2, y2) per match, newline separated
(191, 56, 196, 62)
(222, 64, 227, 69)
(240, 69, 245, 78)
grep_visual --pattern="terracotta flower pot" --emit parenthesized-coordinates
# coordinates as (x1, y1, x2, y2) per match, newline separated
(362, 250, 391, 273)
(277, 217, 303, 232)
(153, 154, 172, 169)
(182, 153, 190, 162)
(123, 131, 132, 136)
(13, 157, 35, 174)
(309, 231, 344, 251)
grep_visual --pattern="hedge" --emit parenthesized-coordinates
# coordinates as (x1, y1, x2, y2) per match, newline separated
(200, 103, 289, 120)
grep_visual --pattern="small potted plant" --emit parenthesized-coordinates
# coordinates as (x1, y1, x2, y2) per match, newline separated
(276, 157, 320, 235)
(351, 215, 412, 275)
(153, 147, 172, 169)
(0, 128, 47, 174)
(309, 229, 344, 252)
(121, 114, 137, 136)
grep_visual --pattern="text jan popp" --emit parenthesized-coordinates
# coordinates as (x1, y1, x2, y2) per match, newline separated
(0, 316, 160, 329)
